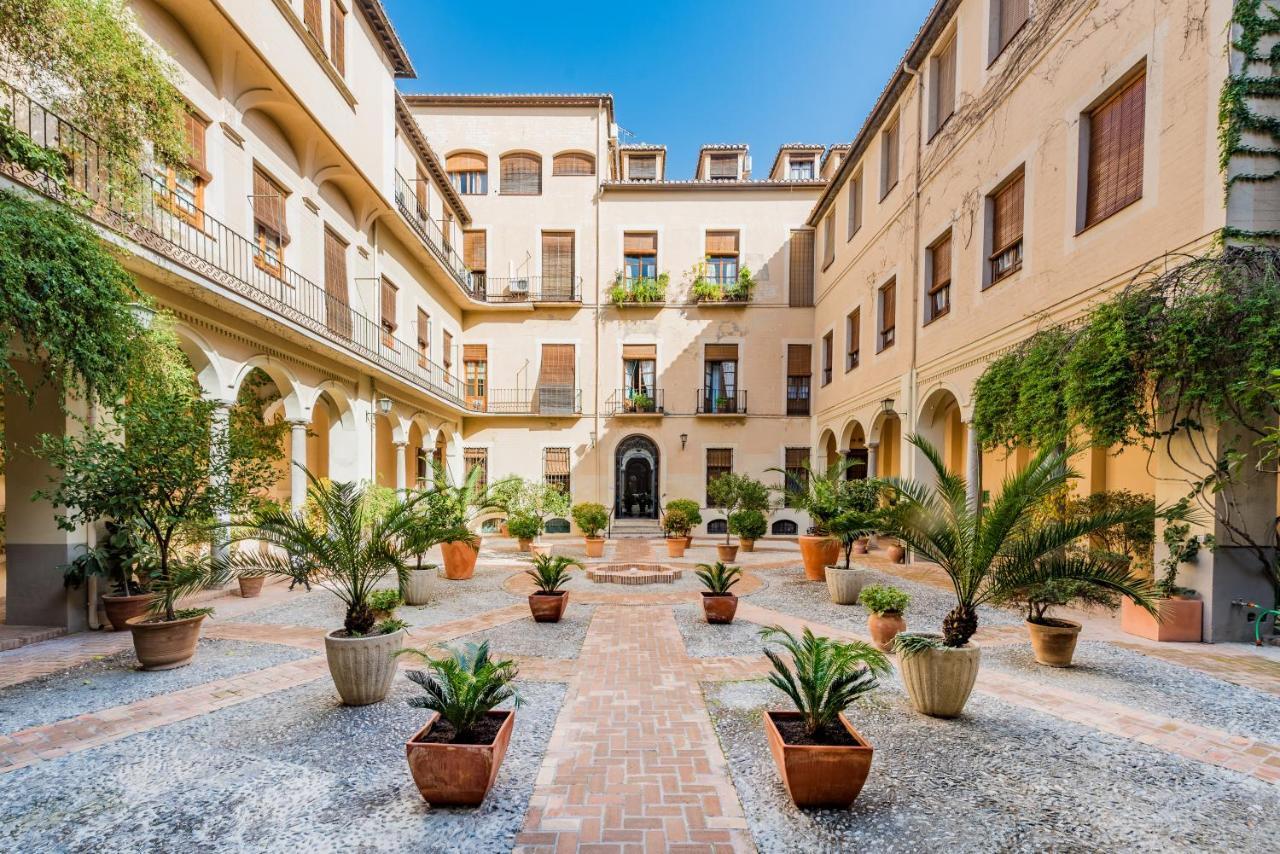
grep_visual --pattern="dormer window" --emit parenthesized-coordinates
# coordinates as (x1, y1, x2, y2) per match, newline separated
(709, 153, 738, 181)
(788, 156, 815, 181)
(628, 154, 657, 181)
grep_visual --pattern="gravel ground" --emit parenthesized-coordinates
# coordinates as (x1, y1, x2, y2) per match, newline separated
(984, 641, 1280, 744)
(0, 678, 566, 854)
(706, 679, 1278, 853)
(0, 639, 314, 734)
(454, 603, 598, 659)
(673, 602, 768, 659)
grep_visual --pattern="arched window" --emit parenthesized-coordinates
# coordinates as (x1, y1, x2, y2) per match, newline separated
(552, 152, 595, 177)
(545, 517, 571, 534)
(445, 151, 488, 195)
(771, 519, 798, 536)
(500, 153, 542, 195)
(480, 517, 502, 534)
(707, 519, 727, 535)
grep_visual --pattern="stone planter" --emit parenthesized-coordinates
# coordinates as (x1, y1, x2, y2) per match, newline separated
(701, 592, 738, 624)
(406, 710, 514, 806)
(127, 612, 206, 671)
(404, 567, 435, 605)
(764, 710, 873, 808)
(517, 538, 533, 553)
(898, 640, 981, 718)
(739, 537, 756, 553)
(825, 565, 872, 605)
(867, 612, 906, 652)
(584, 537, 606, 558)
(886, 543, 906, 563)
(716, 544, 739, 562)
(238, 575, 265, 598)
(441, 540, 479, 581)
(324, 628, 404, 706)
(799, 535, 839, 581)
(1120, 596, 1202, 642)
(528, 591, 568, 623)
(102, 592, 154, 631)
(1026, 619, 1082, 667)
(530, 543, 550, 558)
(666, 538, 687, 558)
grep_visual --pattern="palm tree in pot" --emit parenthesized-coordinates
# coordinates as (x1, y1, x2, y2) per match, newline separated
(525, 553, 580, 622)
(770, 456, 857, 580)
(695, 561, 742, 623)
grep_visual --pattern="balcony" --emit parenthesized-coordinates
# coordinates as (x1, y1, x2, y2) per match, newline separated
(392, 171, 475, 297)
(607, 388, 664, 415)
(696, 389, 747, 415)
(0, 83, 465, 409)
(478, 386, 582, 416)
(475, 275, 582, 304)
(691, 277, 752, 306)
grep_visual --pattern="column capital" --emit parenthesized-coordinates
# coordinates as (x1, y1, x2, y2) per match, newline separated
(393, 439, 409, 448)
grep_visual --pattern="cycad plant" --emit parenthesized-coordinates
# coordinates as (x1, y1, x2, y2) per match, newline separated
(695, 561, 742, 594)
(399, 641, 523, 742)
(769, 456, 858, 535)
(760, 626, 891, 739)
(882, 435, 1159, 649)
(525, 554, 580, 593)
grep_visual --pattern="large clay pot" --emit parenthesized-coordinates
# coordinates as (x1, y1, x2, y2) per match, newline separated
(1026, 619, 1082, 667)
(739, 538, 756, 553)
(852, 538, 869, 555)
(886, 543, 906, 563)
(529, 591, 568, 623)
(441, 539, 479, 581)
(799, 535, 839, 581)
(324, 628, 404, 706)
(764, 710, 873, 808)
(517, 538, 533, 553)
(238, 575, 265, 598)
(716, 544, 739, 562)
(404, 567, 435, 605)
(584, 537, 605, 558)
(683, 535, 694, 548)
(406, 710, 514, 806)
(127, 612, 206, 670)
(102, 593, 154, 631)
(1120, 597, 1202, 642)
(701, 592, 738, 624)
(867, 612, 906, 652)
(898, 640, 981, 718)
(666, 538, 687, 558)
(825, 565, 872, 605)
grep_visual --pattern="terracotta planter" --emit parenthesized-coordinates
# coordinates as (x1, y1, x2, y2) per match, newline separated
(799, 535, 839, 581)
(701, 592, 738, 624)
(406, 710, 514, 806)
(666, 538, 688, 557)
(825, 565, 872, 605)
(517, 538, 533, 553)
(867, 612, 906, 652)
(739, 538, 756, 553)
(852, 538, 869, 555)
(324, 628, 404, 706)
(127, 612, 206, 671)
(898, 640, 981, 718)
(404, 567, 434, 606)
(1120, 597, 1202, 642)
(1026, 619, 1082, 667)
(683, 534, 694, 548)
(584, 537, 605, 558)
(238, 575, 265, 598)
(716, 544, 739, 562)
(886, 543, 906, 563)
(529, 591, 569, 623)
(764, 711, 873, 808)
(441, 540, 479, 581)
(102, 592, 154, 631)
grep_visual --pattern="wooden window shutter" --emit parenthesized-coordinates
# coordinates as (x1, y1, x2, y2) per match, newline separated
(538, 344, 575, 386)
(847, 308, 860, 367)
(822, 213, 835, 271)
(999, 0, 1030, 52)
(787, 344, 812, 376)
(628, 154, 657, 180)
(992, 171, 1025, 253)
(464, 230, 487, 271)
(705, 230, 739, 256)
(417, 308, 430, 349)
(552, 152, 595, 176)
(323, 227, 350, 336)
(501, 153, 541, 194)
(931, 232, 952, 289)
(542, 231, 575, 284)
(709, 153, 737, 179)
(882, 123, 899, 194)
(304, 0, 323, 39)
(622, 343, 657, 360)
(447, 152, 487, 172)
(785, 447, 809, 468)
(624, 232, 658, 254)
(935, 38, 956, 132)
(544, 447, 570, 477)
(848, 173, 862, 238)
(1086, 73, 1145, 228)
(184, 112, 209, 179)
(330, 0, 345, 74)
(380, 278, 397, 332)
(464, 448, 488, 492)
(707, 448, 732, 468)
(442, 331, 453, 369)
(252, 167, 289, 242)
(789, 230, 814, 307)
(705, 343, 739, 361)
(880, 280, 896, 336)
(463, 344, 487, 362)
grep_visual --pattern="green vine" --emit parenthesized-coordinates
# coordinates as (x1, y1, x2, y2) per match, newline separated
(1220, 0, 1280, 240)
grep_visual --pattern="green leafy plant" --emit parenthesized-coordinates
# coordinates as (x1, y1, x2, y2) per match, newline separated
(760, 626, 891, 739)
(0, 108, 68, 181)
(506, 512, 543, 542)
(664, 499, 703, 529)
(425, 462, 498, 548)
(662, 507, 692, 538)
(769, 457, 856, 535)
(1156, 508, 1213, 599)
(609, 271, 668, 304)
(368, 589, 404, 615)
(525, 553, 580, 593)
(571, 502, 609, 538)
(399, 641, 523, 743)
(859, 584, 910, 616)
(893, 633, 945, 658)
(707, 473, 771, 545)
(999, 578, 1119, 626)
(628, 391, 655, 412)
(828, 478, 887, 568)
(728, 508, 767, 541)
(695, 561, 742, 595)
(497, 476, 571, 533)
(59, 520, 143, 595)
(376, 617, 408, 634)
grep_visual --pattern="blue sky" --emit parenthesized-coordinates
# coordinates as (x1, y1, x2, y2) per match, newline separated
(386, 0, 935, 178)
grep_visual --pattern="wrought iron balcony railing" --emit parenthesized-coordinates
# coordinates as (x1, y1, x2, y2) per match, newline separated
(391, 171, 475, 295)
(481, 387, 582, 415)
(607, 388, 664, 415)
(696, 388, 748, 415)
(475, 275, 582, 304)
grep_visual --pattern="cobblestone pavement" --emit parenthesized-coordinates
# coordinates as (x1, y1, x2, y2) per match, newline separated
(0, 537, 1277, 852)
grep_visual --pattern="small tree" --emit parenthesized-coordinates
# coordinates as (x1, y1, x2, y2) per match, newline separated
(571, 502, 609, 538)
(664, 499, 703, 529)
(829, 478, 886, 569)
(707, 473, 770, 545)
(770, 457, 857, 536)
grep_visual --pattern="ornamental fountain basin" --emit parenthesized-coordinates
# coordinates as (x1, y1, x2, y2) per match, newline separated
(584, 563, 684, 585)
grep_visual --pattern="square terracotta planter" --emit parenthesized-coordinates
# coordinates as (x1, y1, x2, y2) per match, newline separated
(1120, 597, 1202, 642)
(764, 711, 873, 808)
(529, 591, 568, 623)
(406, 710, 514, 806)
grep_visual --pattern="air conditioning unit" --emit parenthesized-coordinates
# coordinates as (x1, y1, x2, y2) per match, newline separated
(509, 277, 530, 294)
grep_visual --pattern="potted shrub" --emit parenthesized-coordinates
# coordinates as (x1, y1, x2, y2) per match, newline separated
(60, 521, 152, 630)
(399, 507, 443, 606)
(369, 588, 404, 622)
(507, 512, 542, 553)
(227, 474, 424, 705)
(759, 626, 891, 808)
(662, 508, 692, 557)
(571, 501, 609, 557)
(400, 641, 523, 806)
(729, 508, 767, 552)
(771, 457, 853, 581)
(428, 464, 499, 581)
(525, 554, 579, 622)
(824, 480, 885, 603)
(695, 561, 742, 623)
(500, 478, 571, 557)
(707, 472, 770, 563)
(1120, 511, 1210, 642)
(665, 499, 702, 547)
(884, 436, 1158, 718)
(859, 584, 910, 651)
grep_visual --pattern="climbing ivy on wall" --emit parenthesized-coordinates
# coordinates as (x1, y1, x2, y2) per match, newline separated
(1220, 0, 1280, 242)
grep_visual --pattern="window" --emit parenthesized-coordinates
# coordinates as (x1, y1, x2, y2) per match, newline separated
(544, 447, 571, 496)
(623, 232, 658, 282)
(323, 227, 351, 338)
(988, 169, 1024, 285)
(622, 343, 657, 408)
(846, 308, 860, 370)
(446, 152, 488, 195)
(442, 330, 453, 377)
(878, 279, 896, 351)
(784, 447, 810, 509)
(931, 36, 957, 138)
(706, 448, 733, 505)
(500, 152, 541, 195)
(993, 0, 1030, 60)
(162, 112, 208, 227)
(330, 0, 345, 75)
(379, 277, 397, 347)
(413, 164, 429, 218)
(926, 230, 952, 323)
(304, 0, 323, 41)
(464, 447, 488, 493)
(252, 166, 288, 275)
(822, 212, 836, 271)
(705, 231, 740, 285)
(415, 308, 430, 368)
(880, 120, 899, 199)
(552, 152, 595, 176)
(709, 153, 738, 180)
(628, 154, 657, 181)
(443, 208, 454, 254)
(537, 343, 576, 414)
(1084, 71, 1146, 229)
(463, 344, 487, 410)
(787, 344, 812, 415)
(788, 156, 815, 180)
(789, 230, 814, 307)
(707, 519, 728, 535)
(703, 343, 739, 413)
(847, 172, 863, 239)
(464, 230, 487, 293)
(541, 231, 576, 299)
(771, 519, 799, 536)
(821, 334, 834, 386)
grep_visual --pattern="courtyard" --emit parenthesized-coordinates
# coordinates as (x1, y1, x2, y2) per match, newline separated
(2, 536, 1277, 853)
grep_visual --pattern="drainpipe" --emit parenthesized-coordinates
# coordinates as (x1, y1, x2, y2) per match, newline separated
(905, 60, 924, 479)
(85, 397, 101, 630)
(593, 101, 604, 504)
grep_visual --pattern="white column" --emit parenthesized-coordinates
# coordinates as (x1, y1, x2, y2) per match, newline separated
(289, 420, 309, 512)
(965, 421, 981, 513)
(210, 401, 232, 562)
(394, 440, 408, 493)
(866, 442, 879, 479)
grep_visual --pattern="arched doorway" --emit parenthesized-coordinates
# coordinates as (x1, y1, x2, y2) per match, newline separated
(615, 435, 659, 519)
